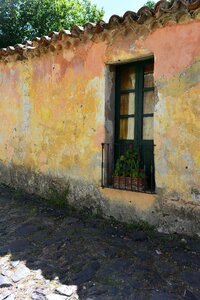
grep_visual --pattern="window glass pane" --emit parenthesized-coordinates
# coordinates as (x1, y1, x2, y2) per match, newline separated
(143, 91, 155, 114)
(120, 66, 136, 90)
(120, 118, 134, 140)
(144, 63, 154, 88)
(143, 117, 153, 140)
(120, 93, 135, 115)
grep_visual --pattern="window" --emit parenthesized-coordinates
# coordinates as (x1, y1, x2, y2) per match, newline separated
(116, 60, 154, 141)
(101, 59, 155, 193)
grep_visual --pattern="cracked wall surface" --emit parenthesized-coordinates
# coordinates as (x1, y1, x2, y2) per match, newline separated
(0, 17, 200, 234)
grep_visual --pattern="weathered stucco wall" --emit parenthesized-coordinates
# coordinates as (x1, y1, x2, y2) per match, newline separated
(145, 22, 200, 200)
(0, 42, 107, 183)
(0, 14, 200, 234)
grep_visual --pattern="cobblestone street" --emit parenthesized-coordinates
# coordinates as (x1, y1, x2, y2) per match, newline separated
(0, 185, 200, 299)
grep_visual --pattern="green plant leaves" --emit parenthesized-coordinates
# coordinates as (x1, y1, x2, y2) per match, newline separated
(114, 146, 144, 178)
(0, 0, 104, 47)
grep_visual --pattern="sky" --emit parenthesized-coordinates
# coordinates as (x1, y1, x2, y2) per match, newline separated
(90, 0, 147, 21)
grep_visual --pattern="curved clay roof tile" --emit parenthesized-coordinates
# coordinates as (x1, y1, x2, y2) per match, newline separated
(180, 0, 200, 10)
(49, 31, 59, 37)
(40, 36, 51, 45)
(32, 37, 41, 42)
(137, 6, 154, 24)
(108, 15, 123, 27)
(70, 25, 84, 37)
(96, 20, 106, 27)
(122, 11, 139, 22)
(74, 25, 84, 31)
(0, 48, 8, 56)
(14, 44, 25, 48)
(14, 44, 25, 53)
(59, 29, 71, 36)
(48, 31, 60, 41)
(94, 20, 106, 33)
(84, 23, 95, 33)
(25, 40, 33, 46)
(154, 0, 170, 13)
(26, 46, 35, 51)
(7, 46, 15, 54)
(1, 0, 200, 61)
(58, 30, 72, 40)
(160, 0, 181, 13)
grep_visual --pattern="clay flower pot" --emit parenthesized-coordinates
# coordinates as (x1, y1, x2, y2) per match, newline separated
(131, 177, 146, 191)
(113, 176, 125, 189)
(113, 176, 146, 191)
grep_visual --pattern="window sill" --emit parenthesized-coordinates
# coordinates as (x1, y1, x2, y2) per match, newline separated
(100, 187, 157, 212)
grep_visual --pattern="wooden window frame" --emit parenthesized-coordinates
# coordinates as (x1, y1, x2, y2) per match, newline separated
(115, 58, 154, 145)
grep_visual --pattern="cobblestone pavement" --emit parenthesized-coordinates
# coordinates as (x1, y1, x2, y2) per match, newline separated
(0, 185, 200, 300)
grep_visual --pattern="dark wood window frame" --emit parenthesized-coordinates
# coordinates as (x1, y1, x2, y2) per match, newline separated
(114, 58, 155, 192)
(115, 59, 154, 143)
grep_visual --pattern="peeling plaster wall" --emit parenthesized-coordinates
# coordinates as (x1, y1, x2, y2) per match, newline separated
(143, 22, 200, 204)
(0, 43, 106, 184)
(0, 20, 200, 234)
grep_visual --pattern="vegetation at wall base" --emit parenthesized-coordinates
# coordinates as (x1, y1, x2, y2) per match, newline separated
(47, 184, 70, 209)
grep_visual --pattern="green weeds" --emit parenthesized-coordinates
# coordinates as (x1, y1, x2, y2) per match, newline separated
(46, 184, 70, 208)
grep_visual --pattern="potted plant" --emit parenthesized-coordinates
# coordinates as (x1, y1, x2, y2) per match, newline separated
(113, 154, 126, 189)
(113, 145, 146, 191)
(130, 169, 146, 191)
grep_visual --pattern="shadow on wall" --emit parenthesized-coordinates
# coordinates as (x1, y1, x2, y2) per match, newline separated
(1, 161, 200, 236)
(0, 161, 105, 214)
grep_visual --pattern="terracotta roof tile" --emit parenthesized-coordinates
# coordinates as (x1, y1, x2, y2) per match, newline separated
(0, 0, 200, 61)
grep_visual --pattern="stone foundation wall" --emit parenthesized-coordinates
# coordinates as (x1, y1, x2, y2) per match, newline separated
(1, 161, 200, 236)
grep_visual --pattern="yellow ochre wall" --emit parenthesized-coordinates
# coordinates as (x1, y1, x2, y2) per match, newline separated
(0, 42, 107, 182)
(0, 19, 200, 234)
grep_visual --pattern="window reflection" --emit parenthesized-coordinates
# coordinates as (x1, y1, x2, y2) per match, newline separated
(143, 117, 153, 140)
(120, 93, 135, 115)
(144, 64, 154, 88)
(120, 67, 136, 90)
(120, 118, 135, 140)
(143, 91, 155, 114)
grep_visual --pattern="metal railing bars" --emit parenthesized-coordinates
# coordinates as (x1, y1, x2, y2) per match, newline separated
(101, 142, 156, 194)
